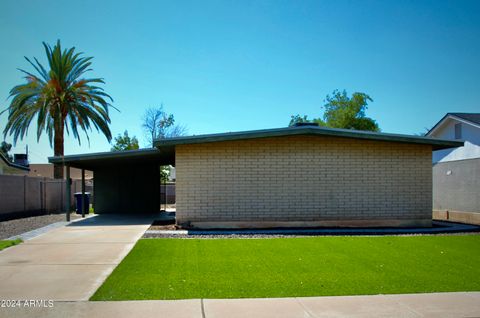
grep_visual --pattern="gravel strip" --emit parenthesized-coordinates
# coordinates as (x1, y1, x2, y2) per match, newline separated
(7, 221, 69, 241)
(143, 232, 314, 239)
(143, 231, 480, 239)
(0, 214, 81, 240)
(142, 221, 480, 239)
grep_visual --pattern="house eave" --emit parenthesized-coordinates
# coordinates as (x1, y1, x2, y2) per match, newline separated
(48, 147, 175, 170)
(427, 114, 480, 137)
(155, 126, 463, 150)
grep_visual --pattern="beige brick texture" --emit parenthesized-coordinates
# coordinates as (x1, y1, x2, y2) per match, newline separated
(175, 135, 432, 228)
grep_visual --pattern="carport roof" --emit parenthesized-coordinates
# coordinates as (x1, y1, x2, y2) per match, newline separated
(48, 147, 175, 170)
(154, 125, 463, 150)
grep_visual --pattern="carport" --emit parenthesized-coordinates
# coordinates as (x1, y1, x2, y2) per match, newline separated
(49, 148, 175, 220)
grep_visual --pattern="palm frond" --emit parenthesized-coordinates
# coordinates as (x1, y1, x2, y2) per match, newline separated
(24, 57, 48, 82)
(2, 40, 116, 149)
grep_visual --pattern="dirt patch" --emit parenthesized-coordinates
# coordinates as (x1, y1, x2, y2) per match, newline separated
(148, 219, 177, 231)
(149, 224, 178, 231)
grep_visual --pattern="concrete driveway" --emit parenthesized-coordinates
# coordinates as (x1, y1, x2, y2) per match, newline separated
(0, 214, 155, 301)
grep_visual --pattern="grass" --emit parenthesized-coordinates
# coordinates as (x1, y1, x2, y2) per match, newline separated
(91, 235, 480, 300)
(0, 239, 22, 251)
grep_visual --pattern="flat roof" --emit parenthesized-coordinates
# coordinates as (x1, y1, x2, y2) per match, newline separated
(50, 126, 463, 169)
(154, 125, 463, 150)
(49, 147, 175, 170)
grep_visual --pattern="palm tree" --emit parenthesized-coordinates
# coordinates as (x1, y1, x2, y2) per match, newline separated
(2, 40, 116, 179)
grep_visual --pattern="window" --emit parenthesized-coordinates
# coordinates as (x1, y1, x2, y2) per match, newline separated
(454, 123, 462, 139)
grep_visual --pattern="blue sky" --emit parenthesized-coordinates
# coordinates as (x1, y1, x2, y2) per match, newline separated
(0, 0, 479, 163)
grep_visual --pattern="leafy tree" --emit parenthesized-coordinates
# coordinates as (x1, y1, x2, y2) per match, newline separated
(289, 115, 309, 126)
(323, 90, 379, 131)
(1, 40, 115, 178)
(160, 166, 171, 183)
(0, 141, 13, 161)
(142, 105, 187, 147)
(289, 114, 326, 127)
(289, 90, 379, 132)
(111, 130, 139, 151)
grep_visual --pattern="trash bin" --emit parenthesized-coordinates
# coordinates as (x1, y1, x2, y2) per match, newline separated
(74, 192, 90, 214)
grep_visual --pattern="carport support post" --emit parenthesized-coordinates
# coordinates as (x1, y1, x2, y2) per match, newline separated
(81, 169, 86, 218)
(66, 165, 71, 222)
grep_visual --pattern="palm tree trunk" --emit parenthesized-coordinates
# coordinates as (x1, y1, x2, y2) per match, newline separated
(53, 121, 64, 179)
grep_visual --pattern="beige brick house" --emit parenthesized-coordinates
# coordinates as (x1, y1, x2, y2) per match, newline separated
(50, 124, 462, 229)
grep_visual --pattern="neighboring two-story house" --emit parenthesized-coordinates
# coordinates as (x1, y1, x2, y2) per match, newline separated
(428, 113, 480, 163)
(426, 113, 480, 224)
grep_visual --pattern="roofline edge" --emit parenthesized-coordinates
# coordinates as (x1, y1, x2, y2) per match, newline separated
(154, 126, 463, 150)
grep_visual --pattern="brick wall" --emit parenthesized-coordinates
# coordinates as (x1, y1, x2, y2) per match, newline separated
(175, 135, 432, 228)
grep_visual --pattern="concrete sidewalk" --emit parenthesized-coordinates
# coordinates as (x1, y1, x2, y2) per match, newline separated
(0, 214, 156, 301)
(1, 292, 479, 318)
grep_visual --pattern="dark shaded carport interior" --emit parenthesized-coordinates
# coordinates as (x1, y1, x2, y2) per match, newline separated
(49, 148, 175, 214)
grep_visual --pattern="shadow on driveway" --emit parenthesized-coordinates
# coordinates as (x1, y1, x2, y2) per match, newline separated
(67, 213, 162, 227)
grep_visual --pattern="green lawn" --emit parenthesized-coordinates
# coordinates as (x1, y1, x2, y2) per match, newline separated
(91, 235, 480, 300)
(0, 239, 22, 251)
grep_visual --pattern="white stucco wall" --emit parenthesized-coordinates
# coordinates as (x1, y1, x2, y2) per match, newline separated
(431, 118, 480, 163)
